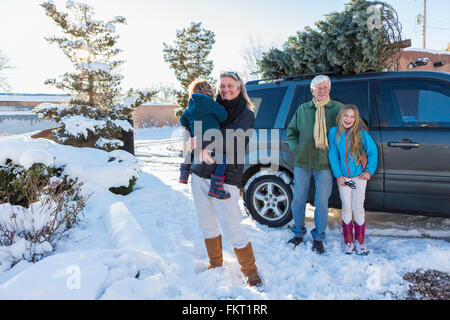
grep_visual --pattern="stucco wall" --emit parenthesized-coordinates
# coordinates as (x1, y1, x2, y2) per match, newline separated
(132, 104, 180, 128)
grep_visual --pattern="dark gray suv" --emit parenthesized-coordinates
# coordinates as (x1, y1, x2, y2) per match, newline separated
(242, 71, 450, 227)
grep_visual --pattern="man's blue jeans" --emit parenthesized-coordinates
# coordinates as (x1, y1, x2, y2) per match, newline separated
(291, 167, 333, 241)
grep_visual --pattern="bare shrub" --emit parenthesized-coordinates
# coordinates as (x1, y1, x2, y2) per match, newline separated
(0, 164, 90, 267)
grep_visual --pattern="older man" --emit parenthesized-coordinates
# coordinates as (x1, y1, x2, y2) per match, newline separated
(286, 75, 343, 254)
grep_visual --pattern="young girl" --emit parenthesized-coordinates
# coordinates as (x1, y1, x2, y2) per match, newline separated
(179, 78, 230, 200)
(328, 105, 378, 255)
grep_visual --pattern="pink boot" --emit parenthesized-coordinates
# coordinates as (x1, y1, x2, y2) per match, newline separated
(354, 223, 369, 255)
(342, 221, 354, 254)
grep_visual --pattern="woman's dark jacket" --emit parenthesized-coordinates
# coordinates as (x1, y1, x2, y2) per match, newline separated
(190, 99, 255, 187)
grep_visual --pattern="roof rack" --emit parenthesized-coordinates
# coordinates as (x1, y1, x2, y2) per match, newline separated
(274, 70, 340, 82)
(246, 70, 340, 86)
(245, 78, 274, 86)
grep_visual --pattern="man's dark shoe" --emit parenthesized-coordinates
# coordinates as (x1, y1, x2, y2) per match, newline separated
(312, 240, 325, 254)
(287, 236, 303, 247)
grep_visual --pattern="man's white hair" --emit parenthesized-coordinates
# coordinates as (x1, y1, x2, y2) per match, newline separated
(310, 75, 331, 90)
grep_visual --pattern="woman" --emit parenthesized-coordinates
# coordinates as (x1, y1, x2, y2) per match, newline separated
(188, 71, 262, 287)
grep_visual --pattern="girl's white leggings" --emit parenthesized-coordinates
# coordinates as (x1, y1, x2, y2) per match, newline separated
(338, 177, 367, 226)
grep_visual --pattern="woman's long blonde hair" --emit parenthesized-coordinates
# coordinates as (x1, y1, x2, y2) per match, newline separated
(335, 104, 367, 161)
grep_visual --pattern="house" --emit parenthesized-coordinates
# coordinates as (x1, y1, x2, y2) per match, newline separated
(397, 48, 450, 72)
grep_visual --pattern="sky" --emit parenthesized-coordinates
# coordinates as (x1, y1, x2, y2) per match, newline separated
(0, 0, 449, 94)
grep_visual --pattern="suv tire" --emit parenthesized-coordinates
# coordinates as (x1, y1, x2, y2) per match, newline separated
(244, 175, 293, 227)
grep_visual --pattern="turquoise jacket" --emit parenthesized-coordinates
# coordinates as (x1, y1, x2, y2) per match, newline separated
(328, 126, 378, 178)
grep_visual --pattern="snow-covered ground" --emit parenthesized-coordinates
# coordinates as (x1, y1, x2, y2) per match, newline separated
(0, 126, 449, 300)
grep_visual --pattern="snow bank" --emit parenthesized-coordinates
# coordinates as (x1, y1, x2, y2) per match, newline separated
(0, 191, 171, 299)
(0, 135, 140, 190)
(105, 201, 157, 252)
(0, 250, 109, 299)
(0, 135, 170, 298)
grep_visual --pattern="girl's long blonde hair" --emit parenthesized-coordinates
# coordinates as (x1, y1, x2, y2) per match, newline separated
(335, 104, 367, 160)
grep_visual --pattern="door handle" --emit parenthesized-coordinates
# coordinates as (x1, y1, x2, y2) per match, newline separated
(388, 142, 420, 148)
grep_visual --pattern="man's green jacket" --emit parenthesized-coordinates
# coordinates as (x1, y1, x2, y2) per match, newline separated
(287, 99, 344, 170)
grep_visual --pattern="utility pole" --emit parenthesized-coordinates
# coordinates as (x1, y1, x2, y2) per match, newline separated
(423, 0, 426, 49)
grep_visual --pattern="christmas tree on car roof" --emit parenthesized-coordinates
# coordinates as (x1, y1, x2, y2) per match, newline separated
(258, 0, 406, 79)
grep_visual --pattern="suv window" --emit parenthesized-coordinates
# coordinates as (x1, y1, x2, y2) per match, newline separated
(305, 81, 370, 127)
(380, 79, 450, 128)
(248, 87, 287, 128)
(285, 86, 307, 126)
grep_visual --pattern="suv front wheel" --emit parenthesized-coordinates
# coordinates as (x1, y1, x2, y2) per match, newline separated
(244, 174, 293, 227)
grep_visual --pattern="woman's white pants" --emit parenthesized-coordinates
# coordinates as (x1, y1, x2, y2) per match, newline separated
(191, 174, 249, 249)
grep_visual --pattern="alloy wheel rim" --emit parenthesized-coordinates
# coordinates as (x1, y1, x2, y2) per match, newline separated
(252, 181, 290, 221)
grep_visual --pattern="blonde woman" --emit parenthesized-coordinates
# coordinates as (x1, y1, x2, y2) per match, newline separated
(187, 71, 262, 287)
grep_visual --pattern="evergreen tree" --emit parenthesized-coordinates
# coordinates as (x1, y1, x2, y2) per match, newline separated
(36, 1, 156, 151)
(163, 22, 215, 115)
(259, 0, 404, 78)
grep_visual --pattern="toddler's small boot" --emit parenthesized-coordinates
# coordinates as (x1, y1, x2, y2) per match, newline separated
(208, 174, 230, 200)
(354, 222, 369, 255)
(179, 163, 190, 184)
(342, 221, 354, 254)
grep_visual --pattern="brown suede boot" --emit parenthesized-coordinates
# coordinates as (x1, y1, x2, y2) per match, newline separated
(204, 235, 223, 270)
(233, 242, 262, 287)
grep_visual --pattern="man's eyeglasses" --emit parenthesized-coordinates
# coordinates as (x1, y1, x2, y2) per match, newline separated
(344, 180, 356, 189)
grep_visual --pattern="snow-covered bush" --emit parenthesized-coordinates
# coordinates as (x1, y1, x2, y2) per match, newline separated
(0, 135, 141, 268)
(0, 136, 140, 194)
(0, 162, 88, 268)
(0, 160, 62, 207)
